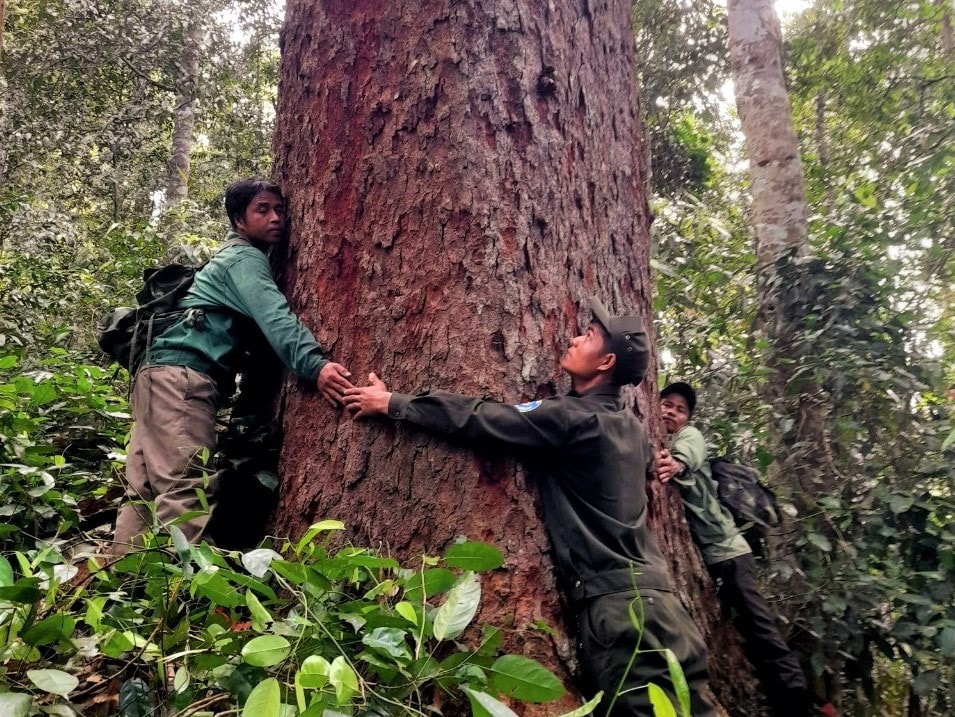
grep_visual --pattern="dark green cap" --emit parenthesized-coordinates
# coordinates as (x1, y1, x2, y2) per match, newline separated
(590, 297, 650, 386)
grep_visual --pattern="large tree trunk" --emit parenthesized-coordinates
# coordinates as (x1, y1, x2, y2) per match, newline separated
(271, 0, 754, 712)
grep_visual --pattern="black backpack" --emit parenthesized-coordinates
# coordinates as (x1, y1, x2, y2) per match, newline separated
(709, 458, 781, 531)
(97, 263, 201, 375)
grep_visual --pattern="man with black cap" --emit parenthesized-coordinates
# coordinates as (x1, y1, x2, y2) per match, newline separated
(344, 299, 716, 717)
(657, 382, 813, 717)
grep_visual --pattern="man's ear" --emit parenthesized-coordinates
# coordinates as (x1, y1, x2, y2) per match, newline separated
(598, 352, 617, 375)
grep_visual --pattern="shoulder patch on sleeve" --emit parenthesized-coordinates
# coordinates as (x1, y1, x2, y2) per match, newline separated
(514, 400, 543, 413)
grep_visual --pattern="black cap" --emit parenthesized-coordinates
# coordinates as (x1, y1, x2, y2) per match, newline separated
(590, 297, 650, 386)
(660, 382, 697, 415)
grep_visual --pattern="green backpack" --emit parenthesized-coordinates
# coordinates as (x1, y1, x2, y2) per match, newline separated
(97, 262, 201, 375)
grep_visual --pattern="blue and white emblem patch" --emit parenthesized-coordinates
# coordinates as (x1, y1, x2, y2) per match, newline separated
(514, 400, 542, 413)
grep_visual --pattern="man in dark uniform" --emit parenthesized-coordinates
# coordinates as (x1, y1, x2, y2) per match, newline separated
(343, 298, 716, 717)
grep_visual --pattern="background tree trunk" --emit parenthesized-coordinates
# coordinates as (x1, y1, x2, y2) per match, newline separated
(271, 0, 754, 712)
(728, 0, 840, 703)
(162, 17, 201, 241)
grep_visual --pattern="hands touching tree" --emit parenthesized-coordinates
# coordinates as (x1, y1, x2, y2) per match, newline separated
(343, 373, 392, 418)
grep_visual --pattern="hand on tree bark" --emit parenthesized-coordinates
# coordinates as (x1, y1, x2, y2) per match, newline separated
(655, 448, 681, 483)
(317, 362, 354, 405)
(343, 373, 392, 419)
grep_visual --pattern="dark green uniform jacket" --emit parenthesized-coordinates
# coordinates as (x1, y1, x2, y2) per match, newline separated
(146, 232, 329, 389)
(387, 385, 674, 600)
(669, 425, 750, 565)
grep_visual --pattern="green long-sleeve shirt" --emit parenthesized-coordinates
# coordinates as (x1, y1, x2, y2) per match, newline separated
(145, 232, 328, 389)
(669, 425, 750, 565)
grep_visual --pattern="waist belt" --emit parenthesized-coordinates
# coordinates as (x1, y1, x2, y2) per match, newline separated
(568, 566, 673, 605)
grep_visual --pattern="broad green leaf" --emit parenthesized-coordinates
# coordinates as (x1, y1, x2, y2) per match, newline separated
(241, 635, 291, 667)
(488, 654, 566, 703)
(297, 655, 332, 689)
(443, 541, 505, 571)
(84, 597, 105, 631)
(395, 601, 418, 625)
(402, 568, 457, 603)
(806, 533, 832, 552)
(101, 630, 136, 658)
(28, 382, 57, 407)
(329, 656, 359, 706)
(173, 666, 190, 694)
(27, 669, 78, 697)
(662, 649, 691, 717)
(463, 687, 520, 717)
(361, 627, 411, 661)
(21, 613, 75, 646)
(295, 520, 345, 554)
(335, 550, 400, 571)
(169, 524, 193, 576)
(433, 571, 481, 640)
(270, 560, 308, 585)
(191, 569, 242, 608)
(0, 578, 42, 604)
(941, 426, 955, 452)
(0, 555, 13, 587)
(242, 677, 281, 717)
(889, 493, 914, 514)
(647, 683, 677, 717)
(246, 590, 272, 631)
(0, 693, 32, 717)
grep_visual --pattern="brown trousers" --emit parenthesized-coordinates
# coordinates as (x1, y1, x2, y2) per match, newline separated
(112, 365, 220, 554)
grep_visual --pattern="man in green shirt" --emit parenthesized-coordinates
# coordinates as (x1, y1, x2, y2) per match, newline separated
(657, 382, 812, 717)
(343, 299, 716, 717)
(112, 179, 353, 554)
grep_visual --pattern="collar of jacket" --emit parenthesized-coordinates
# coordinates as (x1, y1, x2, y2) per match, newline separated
(224, 230, 252, 246)
(568, 384, 622, 400)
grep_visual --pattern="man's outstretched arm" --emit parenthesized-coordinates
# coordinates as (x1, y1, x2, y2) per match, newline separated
(343, 374, 573, 449)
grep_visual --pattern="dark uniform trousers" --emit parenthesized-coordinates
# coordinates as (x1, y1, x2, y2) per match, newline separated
(577, 589, 716, 717)
(708, 554, 813, 717)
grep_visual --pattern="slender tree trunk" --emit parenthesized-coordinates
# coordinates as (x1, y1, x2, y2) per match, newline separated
(271, 0, 753, 712)
(728, 0, 839, 503)
(814, 90, 835, 215)
(163, 18, 200, 225)
(728, 0, 840, 704)
(937, 0, 954, 61)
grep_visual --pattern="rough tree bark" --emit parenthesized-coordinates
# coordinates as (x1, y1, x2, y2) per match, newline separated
(271, 0, 755, 713)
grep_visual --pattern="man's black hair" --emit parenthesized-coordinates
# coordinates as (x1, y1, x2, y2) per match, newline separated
(661, 382, 697, 416)
(225, 179, 284, 229)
